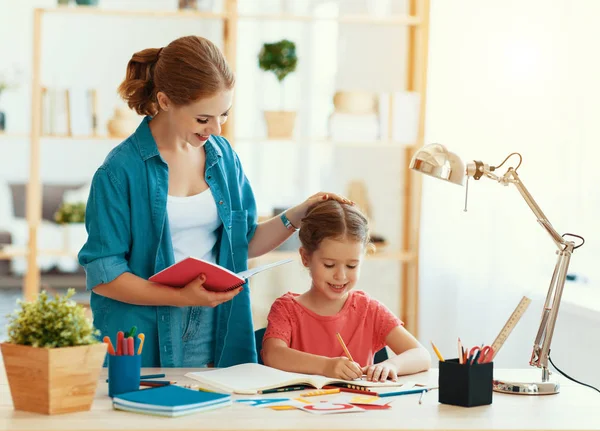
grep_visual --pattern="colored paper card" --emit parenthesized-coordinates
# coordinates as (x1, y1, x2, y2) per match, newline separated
(300, 402, 365, 415)
(235, 398, 290, 407)
(329, 394, 390, 406)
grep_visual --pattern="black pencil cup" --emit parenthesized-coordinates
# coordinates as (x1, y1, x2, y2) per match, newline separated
(438, 358, 493, 407)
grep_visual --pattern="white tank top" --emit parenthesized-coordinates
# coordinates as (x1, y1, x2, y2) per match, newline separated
(167, 188, 222, 264)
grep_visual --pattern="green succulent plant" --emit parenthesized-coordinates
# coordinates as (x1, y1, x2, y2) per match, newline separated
(6, 289, 99, 348)
(54, 202, 86, 224)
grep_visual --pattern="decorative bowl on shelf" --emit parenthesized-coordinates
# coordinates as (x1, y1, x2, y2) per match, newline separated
(333, 91, 377, 115)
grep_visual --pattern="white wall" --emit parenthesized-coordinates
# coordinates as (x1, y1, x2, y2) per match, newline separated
(422, 0, 600, 387)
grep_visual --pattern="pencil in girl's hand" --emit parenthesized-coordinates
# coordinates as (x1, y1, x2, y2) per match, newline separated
(430, 341, 445, 362)
(336, 332, 355, 362)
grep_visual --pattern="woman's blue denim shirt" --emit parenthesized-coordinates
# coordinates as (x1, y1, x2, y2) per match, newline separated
(78, 117, 258, 367)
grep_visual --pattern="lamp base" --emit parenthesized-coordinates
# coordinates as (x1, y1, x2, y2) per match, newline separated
(493, 379, 560, 395)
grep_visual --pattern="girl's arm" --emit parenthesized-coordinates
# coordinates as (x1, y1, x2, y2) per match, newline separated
(363, 326, 431, 382)
(262, 338, 363, 381)
(248, 192, 351, 258)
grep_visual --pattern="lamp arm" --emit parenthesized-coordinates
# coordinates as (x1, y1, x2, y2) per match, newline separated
(479, 165, 575, 381)
(502, 168, 568, 249)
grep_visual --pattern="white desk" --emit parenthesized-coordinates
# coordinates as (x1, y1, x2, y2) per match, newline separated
(1, 366, 599, 431)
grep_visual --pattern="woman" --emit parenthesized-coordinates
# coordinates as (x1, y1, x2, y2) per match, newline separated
(79, 35, 349, 367)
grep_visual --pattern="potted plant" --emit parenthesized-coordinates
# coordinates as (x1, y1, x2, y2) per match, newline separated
(0, 68, 18, 132)
(1, 289, 106, 415)
(54, 201, 86, 260)
(258, 39, 298, 139)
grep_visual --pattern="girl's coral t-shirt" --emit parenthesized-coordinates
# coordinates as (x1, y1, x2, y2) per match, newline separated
(263, 290, 403, 366)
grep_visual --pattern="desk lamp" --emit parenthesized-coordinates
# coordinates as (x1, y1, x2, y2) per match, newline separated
(410, 144, 584, 395)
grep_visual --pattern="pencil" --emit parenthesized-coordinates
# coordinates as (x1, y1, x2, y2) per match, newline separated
(430, 341, 445, 362)
(336, 332, 355, 362)
(322, 385, 379, 396)
(301, 388, 340, 397)
(139, 381, 174, 387)
(258, 385, 307, 394)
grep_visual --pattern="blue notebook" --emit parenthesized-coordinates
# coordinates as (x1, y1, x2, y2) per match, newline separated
(113, 385, 231, 417)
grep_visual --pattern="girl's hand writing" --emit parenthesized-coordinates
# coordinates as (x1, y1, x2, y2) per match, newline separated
(286, 192, 354, 228)
(362, 362, 398, 382)
(179, 274, 242, 307)
(323, 357, 362, 380)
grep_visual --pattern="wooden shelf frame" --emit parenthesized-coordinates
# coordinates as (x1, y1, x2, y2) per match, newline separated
(23, 1, 430, 338)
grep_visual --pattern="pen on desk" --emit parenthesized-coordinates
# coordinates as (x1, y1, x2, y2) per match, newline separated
(140, 373, 165, 380)
(378, 388, 428, 398)
(182, 384, 219, 394)
(336, 332, 355, 363)
(418, 389, 428, 404)
(431, 341, 445, 362)
(258, 385, 307, 394)
(140, 381, 175, 387)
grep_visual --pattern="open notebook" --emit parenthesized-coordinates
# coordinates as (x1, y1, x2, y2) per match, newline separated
(149, 258, 293, 291)
(185, 363, 404, 395)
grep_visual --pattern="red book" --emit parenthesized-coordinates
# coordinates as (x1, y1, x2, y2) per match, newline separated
(149, 257, 293, 292)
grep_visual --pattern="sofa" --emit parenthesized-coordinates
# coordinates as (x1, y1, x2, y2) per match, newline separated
(0, 181, 89, 276)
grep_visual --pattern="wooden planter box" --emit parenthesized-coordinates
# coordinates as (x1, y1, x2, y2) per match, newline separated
(264, 111, 296, 139)
(1, 342, 107, 415)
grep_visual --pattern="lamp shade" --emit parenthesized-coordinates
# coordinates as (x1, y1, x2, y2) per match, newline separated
(409, 144, 466, 186)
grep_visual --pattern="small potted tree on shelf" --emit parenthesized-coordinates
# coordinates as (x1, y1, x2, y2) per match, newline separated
(54, 201, 86, 265)
(1, 289, 106, 415)
(258, 39, 298, 139)
(0, 67, 19, 132)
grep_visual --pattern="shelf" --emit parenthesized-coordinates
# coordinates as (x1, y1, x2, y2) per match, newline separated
(39, 6, 227, 20)
(0, 247, 27, 260)
(251, 250, 415, 263)
(238, 13, 421, 26)
(0, 133, 30, 139)
(36, 8, 421, 26)
(0, 247, 77, 260)
(0, 133, 123, 142)
(234, 137, 414, 148)
(40, 134, 120, 141)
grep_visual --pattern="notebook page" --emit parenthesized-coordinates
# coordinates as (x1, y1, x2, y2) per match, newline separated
(236, 258, 293, 280)
(185, 363, 404, 394)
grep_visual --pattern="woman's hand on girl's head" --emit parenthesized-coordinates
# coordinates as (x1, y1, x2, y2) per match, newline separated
(286, 192, 355, 228)
(179, 274, 243, 307)
(362, 362, 398, 382)
(323, 357, 362, 381)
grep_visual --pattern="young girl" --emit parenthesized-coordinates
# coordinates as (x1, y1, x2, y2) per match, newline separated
(78, 35, 349, 368)
(262, 200, 431, 382)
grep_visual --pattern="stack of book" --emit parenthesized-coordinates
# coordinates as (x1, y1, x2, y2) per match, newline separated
(112, 385, 231, 417)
